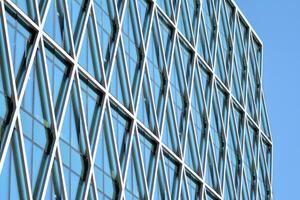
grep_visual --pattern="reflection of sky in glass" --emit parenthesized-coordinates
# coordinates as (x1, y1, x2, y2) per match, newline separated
(236, 0, 300, 199)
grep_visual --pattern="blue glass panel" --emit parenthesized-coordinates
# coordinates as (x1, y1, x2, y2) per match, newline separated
(153, 156, 168, 199)
(109, 46, 131, 109)
(158, 17, 173, 68)
(0, 131, 27, 199)
(187, 0, 200, 41)
(125, 136, 145, 199)
(191, 65, 207, 165)
(11, 0, 36, 20)
(137, 72, 156, 133)
(177, 0, 193, 42)
(80, 77, 103, 152)
(187, 175, 201, 200)
(60, 83, 88, 199)
(164, 154, 180, 199)
(179, 41, 193, 87)
(210, 93, 225, 179)
(197, 18, 211, 64)
(138, 128, 157, 193)
(110, 105, 131, 174)
(170, 42, 187, 148)
(136, 0, 151, 41)
(0, 17, 13, 137)
(94, 0, 117, 75)
(185, 119, 200, 173)
(44, 0, 71, 53)
(205, 142, 219, 193)
(162, 97, 179, 154)
(68, 0, 88, 49)
(156, 0, 173, 19)
(78, 16, 103, 83)
(45, 44, 71, 122)
(202, 0, 217, 58)
(122, 0, 143, 105)
(215, 43, 227, 84)
(19, 46, 54, 198)
(94, 110, 120, 199)
(147, 17, 167, 128)
(6, 11, 35, 93)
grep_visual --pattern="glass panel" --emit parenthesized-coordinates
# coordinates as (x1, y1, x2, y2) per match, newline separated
(224, 0, 234, 34)
(206, 190, 218, 200)
(78, 14, 103, 83)
(187, 0, 200, 41)
(110, 104, 131, 175)
(138, 128, 157, 193)
(156, 0, 173, 19)
(223, 162, 236, 200)
(249, 39, 260, 111)
(45, 159, 64, 200)
(136, 0, 151, 41)
(228, 106, 242, 190)
(94, 0, 117, 75)
(79, 76, 104, 153)
(179, 41, 193, 87)
(109, 45, 131, 109)
(258, 140, 271, 200)
(68, 0, 88, 49)
(234, 20, 247, 103)
(177, 0, 193, 42)
(185, 118, 200, 173)
(0, 17, 13, 144)
(158, 16, 173, 68)
(231, 60, 243, 103)
(170, 41, 188, 148)
(243, 123, 258, 198)
(10, 0, 36, 20)
(246, 79, 256, 120)
(180, 175, 189, 199)
(0, 132, 27, 199)
(87, 184, 97, 200)
(210, 92, 225, 180)
(6, 10, 35, 93)
(216, 85, 229, 127)
(164, 153, 180, 199)
(137, 71, 157, 133)
(214, 41, 227, 85)
(205, 141, 219, 193)
(187, 174, 201, 200)
(44, 0, 71, 53)
(202, 0, 217, 60)
(20, 45, 54, 197)
(45, 43, 71, 123)
(197, 15, 210, 64)
(153, 155, 168, 199)
(122, 0, 143, 105)
(219, 0, 232, 79)
(147, 17, 167, 128)
(125, 135, 146, 199)
(162, 96, 179, 154)
(59, 83, 88, 199)
(260, 97, 271, 137)
(199, 62, 212, 107)
(94, 109, 120, 199)
(190, 64, 207, 164)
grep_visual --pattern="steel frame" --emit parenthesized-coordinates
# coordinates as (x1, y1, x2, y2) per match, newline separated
(0, 0, 273, 199)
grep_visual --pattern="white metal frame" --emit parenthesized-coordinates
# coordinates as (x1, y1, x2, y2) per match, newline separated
(0, 0, 273, 199)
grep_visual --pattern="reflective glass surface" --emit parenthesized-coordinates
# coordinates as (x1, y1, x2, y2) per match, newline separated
(0, 0, 272, 199)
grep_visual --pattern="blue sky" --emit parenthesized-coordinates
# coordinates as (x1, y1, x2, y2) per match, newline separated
(236, 0, 300, 199)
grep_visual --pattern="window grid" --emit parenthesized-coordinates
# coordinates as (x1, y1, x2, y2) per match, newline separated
(0, 0, 272, 199)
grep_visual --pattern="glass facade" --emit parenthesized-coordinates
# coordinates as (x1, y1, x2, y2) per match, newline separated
(0, 0, 272, 199)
